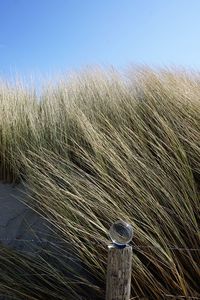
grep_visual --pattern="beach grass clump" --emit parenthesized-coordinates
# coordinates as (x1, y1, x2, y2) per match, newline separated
(0, 81, 39, 182)
(0, 67, 199, 299)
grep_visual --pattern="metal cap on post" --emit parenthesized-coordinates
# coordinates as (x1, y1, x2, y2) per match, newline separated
(106, 220, 133, 300)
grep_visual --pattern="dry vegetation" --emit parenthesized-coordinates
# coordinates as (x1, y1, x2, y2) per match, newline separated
(0, 67, 199, 299)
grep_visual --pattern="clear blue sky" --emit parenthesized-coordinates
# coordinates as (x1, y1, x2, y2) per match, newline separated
(1, 0, 200, 79)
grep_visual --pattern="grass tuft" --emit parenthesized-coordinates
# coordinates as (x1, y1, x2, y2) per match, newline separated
(0, 67, 199, 299)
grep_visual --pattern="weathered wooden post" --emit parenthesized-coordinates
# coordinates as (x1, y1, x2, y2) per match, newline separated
(106, 220, 133, 300)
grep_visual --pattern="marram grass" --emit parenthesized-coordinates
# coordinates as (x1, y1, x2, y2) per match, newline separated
(0, 67, 199, 299)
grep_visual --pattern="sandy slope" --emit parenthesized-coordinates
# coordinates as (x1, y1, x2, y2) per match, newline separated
(0, 182, 53, 254)
(0, 182, 89, 300)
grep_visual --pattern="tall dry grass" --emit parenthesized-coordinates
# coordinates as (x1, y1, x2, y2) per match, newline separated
(0, 67, 199, 299)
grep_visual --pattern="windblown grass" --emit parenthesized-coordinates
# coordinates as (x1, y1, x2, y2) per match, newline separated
(0, 67, 199, 299)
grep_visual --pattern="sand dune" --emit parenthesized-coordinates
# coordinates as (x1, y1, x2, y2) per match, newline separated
(0, 182, 53, 254)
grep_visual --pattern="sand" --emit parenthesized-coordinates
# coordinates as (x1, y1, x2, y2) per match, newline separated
(0, 182, 96, 299)
(0, 182, 53, 254)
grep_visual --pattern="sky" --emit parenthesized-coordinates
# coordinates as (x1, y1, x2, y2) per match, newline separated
(1, 0, 200, 80)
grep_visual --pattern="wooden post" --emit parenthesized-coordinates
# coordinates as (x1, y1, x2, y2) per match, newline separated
(106, 244, 132, 300)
